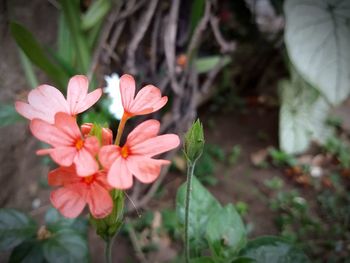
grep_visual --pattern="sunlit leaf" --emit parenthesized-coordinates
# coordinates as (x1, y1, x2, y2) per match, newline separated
(0, 209, 37, 251)
(284, 0, 350, 104)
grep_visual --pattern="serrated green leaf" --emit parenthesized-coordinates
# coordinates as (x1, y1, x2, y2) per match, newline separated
(279, 68, 333, 154)
(239, 236, 310, 263)
(176, 176, 221, 252)
(0, 104, 23, 127)
(206, 204, 247, 259)
(10, 22, 68, 89)
(0, 209, 37, 251)
(82, 0, 111, 31)
(43, 229, 88, 263)
(9, 239, 44, 263)
(284, 0, 350, 105)
(195, 56, 231, 74)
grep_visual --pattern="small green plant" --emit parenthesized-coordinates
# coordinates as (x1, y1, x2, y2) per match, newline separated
(268, 148, 297, 167)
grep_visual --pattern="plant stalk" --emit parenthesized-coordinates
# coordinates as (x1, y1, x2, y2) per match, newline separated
(184, 161, 195, 263)
(104, 235, 115, 263)
(115, 113, 129, 146)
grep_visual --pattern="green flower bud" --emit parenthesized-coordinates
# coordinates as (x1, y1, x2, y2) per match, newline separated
(183, 119, 205, 164)
(90, 190, 124, 241)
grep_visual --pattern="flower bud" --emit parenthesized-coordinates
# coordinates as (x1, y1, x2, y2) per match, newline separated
(90, 190, 124, 241)
(183, 119, 205, 164)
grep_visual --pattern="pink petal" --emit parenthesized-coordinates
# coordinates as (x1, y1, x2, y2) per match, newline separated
(102, 128, 113, 145)
(30, 119, 74, 146)
(107, 157, 133, 189)
(67, 75, 89, 115)
(28, 85, 69, 120)
(76, 88, 102, 114)
(126, 119, 160, 146)
(86, 182, 113, 218)
(74, 148, 99, 176)
(50, 147, 77, 166)
(50, 185, 87, 218)
(119, 74, 136, 111)
(131, 134, 180, 157)
(127, 156, 169, 184)
(81, 123, 93, 136)
(129, 85, 167, 115)
(54, 113, 81, 140)
(15, 101, 51, 123)
(48, 166, 81, 186)
(84, 136, 100, 155)
(99, 145, 120, 169)
(95, 171, 112, 190)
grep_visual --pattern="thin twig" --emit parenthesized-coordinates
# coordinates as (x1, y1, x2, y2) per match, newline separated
(164, 0, 182, 95)
(115, 0, 147, 22)
(209, 15, 236, 53)
(150, 8, 162, 75)
(125, 218, 148, 263)
(126, 0, 159, 74)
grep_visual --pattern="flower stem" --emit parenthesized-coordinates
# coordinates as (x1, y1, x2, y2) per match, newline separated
(184, 161, 195, 263)
(104, 235, 115, 263)
(115, 113, 129, 146)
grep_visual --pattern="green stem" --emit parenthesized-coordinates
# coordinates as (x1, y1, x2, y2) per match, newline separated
(185, 162, 195, 263)
(104, 235, 115, 263)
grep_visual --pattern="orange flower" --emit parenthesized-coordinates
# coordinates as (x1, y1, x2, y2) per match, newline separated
(30, 112, 99, 176)
(48, 166, 113, 218)
(119, 74, 167, 118)
(99, 119, 180, 189)
(15, 75, 102, 124)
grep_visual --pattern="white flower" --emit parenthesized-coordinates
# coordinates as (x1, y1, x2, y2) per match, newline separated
(104, 73, 124, 120)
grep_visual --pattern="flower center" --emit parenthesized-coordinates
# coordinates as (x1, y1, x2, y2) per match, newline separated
(75, 139, 84, 150)
(121, 146, 130, 158)
(83, 175, 95, 185)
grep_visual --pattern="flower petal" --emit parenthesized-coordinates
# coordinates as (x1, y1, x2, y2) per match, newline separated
(48, 166, 81, 186)
(50, 185, 86, 218)
(129, 85, 167, 115)
(81, 123, 93, 136)
(102, 128, 113, 145)
(119, 74, 135, 111)
(28, 84, 69, 120)
(84, 136, 100, 155)
(50, 147, 77, 166)
(67, 75, 88, 114)
(15, 101, 51, 123)
(130, 134, 180, 157)
(127, 156, 169, 184)
(74, 148, 99, 176)
(30, 119, 74, 146)
(99, 145, 120, 169)
(107, 157, 133, 189)
(76, 88, 102, 114)
(86, 182, 113, 218)
(54, 112, 81, 140)
(126, 119, 160, 146)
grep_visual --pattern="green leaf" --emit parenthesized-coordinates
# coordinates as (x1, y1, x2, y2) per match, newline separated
(279, 69, 333, 154)
(10, 22, 68, 89)
(18, 49, 38, 89)
(206, 204, 247, 259)
(190, 257, 215, 263)
(57, 13, 75, 67)
(239, 236, 310, 263)
(190, 0, 206, 34)
(0, 209, 37, 251)
(195, 56, 231, 74)
(184, 119, 205, 164)
(176, 176, 221, 252)
(60, 0, 90, 73)
(9, 240, 44, 263)
(0, 104, 23, 127)
(43, 229, 88, 263)
(284, 0, 350, 105)
(45, 207, 88, 236)
(81, 0, 111, 31)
